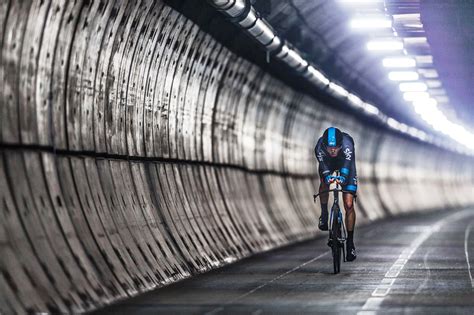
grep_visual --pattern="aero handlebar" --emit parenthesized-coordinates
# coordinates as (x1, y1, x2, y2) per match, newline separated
(326, 175, 346, 183)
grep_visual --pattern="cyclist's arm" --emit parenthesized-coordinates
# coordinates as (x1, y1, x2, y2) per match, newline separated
(340, 140, 355, 182)
(315, 140, 331, 181)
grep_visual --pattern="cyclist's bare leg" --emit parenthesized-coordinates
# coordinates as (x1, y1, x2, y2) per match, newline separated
(319, 180, 329, 205)
(318, 180, 330, 230)
(343, 192, 357, 260)
(343, 192, 356, 231)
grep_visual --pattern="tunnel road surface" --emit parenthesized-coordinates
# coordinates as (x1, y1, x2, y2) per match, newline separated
(94, 208, 474, 314)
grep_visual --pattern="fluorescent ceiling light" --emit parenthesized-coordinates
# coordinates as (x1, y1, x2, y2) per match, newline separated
(408, 127, 425, 140)
(348, 94, 364, 107)
(410, 98, 474, 150)
(363, 103, 379, 115)
(414, 55, 433, 65)
(429, 89, 446, 96)
(416, 130, 427, 141)
(413, 97, 438, 108)
(404, 37, 428, 45)
(382, 57, 416, 68)
(350, 18, 392, 29)
(418, 68, 438, 78)
(388, 71, 419, 81)
(426, 80, 442, 88)
(403, 91, 430, 101)
(367, 40, 404, 51)
(399, 82, 427, 92)
(399, 123, 409, 133)
(387, 117, 401, 129)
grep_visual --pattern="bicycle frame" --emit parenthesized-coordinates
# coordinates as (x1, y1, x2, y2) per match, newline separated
(313, 178, 351, 273)
(329, 189, 347, 253)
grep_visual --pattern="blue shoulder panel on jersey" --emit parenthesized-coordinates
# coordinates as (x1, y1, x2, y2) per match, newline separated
(328, 127, 336, 146)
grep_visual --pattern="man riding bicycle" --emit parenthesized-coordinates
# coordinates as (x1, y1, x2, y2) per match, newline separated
(315, 127, 357, 261)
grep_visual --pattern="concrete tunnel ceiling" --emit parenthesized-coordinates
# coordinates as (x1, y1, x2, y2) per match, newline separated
(0, 0, 474, 314)
(252, 0, 474, 150)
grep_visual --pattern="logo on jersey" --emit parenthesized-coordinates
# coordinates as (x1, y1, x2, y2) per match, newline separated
(317, 151, 325, 162)
(344, 148, 352, 161)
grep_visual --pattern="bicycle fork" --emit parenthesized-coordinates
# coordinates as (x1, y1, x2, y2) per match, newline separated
(329, 207, 348, 262)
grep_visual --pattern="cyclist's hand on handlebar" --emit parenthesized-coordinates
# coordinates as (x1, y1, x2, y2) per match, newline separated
(325, 175, 346, 185)
(324, 175, 336, 185)
(336, 176, 346, 185)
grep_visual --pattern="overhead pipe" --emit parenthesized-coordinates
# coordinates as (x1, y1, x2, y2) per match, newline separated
(209, 0, 281, 52)
(207, 0, 381, 112)
(207, 0, 455, 153)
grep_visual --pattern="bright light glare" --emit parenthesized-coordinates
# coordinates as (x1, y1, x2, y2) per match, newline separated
(382, 57, 416, 68)
(387, 123, 427, 141)
(388, 71, 419, 81)
(350, 18, 392, 29)
(412, 99, 474, 150)
(403, 91, 430, 101)
(434, 95, 449, 103)
(399, 82, 428, 92)
(367, 40, 404, 51)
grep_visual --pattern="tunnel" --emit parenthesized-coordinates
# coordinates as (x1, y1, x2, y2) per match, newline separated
(1, 0, 474, 314)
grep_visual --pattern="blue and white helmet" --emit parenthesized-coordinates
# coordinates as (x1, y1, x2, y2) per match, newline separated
(322, 127, 343, 148)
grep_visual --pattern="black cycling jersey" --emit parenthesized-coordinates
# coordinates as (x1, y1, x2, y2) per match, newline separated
(315, 132, 358, 193)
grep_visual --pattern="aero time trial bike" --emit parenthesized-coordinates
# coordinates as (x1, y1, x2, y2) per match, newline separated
(313, 173, 350, 274)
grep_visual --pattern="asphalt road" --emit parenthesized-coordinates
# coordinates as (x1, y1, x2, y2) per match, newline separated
(94, 208, 474, 314)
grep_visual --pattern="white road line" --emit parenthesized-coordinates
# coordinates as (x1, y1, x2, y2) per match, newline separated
(205, 251, 329, 315)
(464, 221, 474, 288)
(358, 209, 474, 314)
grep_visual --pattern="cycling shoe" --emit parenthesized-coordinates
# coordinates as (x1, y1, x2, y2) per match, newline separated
(346, 243, 357, 262)
(318, 216, 328, 231)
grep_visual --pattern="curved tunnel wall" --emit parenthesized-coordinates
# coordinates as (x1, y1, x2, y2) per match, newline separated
(1, 1, 474, 313)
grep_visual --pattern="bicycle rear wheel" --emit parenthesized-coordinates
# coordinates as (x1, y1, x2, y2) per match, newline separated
(332, 239, 340, 274)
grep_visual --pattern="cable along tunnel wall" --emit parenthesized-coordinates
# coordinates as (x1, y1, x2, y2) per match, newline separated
(0, 1, 473, 313)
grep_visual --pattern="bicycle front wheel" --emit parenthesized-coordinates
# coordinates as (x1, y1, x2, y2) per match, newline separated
(331, 209, 342, 274)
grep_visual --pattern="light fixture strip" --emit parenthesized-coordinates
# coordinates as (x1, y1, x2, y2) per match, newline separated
(383, 57, 416, 68)
(367, 40, 404, 51)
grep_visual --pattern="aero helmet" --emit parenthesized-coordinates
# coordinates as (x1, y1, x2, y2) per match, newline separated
(322, 127, 343, 148)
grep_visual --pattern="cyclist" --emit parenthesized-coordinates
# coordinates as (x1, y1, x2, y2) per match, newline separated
(315, 127, 357, 261)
